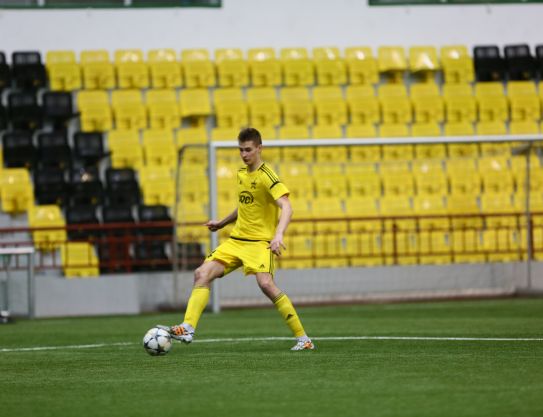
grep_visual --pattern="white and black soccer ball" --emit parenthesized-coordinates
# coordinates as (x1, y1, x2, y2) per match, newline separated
(143, 327, 172, 356)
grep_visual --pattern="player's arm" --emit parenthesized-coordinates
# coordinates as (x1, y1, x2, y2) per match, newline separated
(268, 195, 292, 256)
(205, 208, 238, 231)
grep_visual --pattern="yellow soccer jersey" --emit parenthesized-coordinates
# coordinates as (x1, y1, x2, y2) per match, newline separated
(230, 163, 289, 241)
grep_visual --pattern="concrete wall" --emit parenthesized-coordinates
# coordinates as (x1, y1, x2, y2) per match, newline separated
(0, 0, 541, 56)
(3, 262, 542, 318)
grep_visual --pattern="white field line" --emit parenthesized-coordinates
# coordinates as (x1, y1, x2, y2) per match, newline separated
(1, 336, 543, 353)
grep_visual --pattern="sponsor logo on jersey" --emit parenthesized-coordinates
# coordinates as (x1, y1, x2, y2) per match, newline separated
(239, 191, 254, 205)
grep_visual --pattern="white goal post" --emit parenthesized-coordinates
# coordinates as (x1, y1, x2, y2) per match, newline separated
(174, 134, 543, 313)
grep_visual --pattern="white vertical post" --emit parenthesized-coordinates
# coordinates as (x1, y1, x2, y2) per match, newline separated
(208, 140, 220, 313)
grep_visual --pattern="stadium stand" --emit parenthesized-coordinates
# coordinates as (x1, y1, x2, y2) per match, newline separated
(0, 44, 542, 275)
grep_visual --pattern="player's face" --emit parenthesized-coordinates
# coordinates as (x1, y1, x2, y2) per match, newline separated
(239, 140, 262, 167)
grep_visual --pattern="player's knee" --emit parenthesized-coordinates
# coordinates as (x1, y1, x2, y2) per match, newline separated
(194, 267, 211, 286)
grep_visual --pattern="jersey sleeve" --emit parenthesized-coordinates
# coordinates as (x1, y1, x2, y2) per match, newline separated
(259, 165, 289, 200)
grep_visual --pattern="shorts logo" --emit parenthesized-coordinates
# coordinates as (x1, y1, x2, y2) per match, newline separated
(239, 191, 254, 205)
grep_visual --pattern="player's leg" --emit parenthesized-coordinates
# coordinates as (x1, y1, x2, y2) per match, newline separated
(255, 272, 315, 351)
(158, 260, 225, 343)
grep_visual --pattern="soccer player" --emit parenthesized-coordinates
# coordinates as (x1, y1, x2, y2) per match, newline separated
(159, 127, 314, 351)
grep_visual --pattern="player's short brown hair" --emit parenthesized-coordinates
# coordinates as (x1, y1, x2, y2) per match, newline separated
(238, 127, 262, 145)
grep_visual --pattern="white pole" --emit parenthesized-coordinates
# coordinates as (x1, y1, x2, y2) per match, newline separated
(208, 140, 220, 313)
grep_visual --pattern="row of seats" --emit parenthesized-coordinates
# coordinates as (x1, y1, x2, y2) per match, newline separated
(73, 83, 543, 134)
(2, 45, 543, 92)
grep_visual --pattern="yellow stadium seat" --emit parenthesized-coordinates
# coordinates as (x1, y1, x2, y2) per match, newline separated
(0, 169, 33, 213)
(479, 141, 510, 157)
(77, 90, 112, 132)
(146, 89, 180, 130)
(446, 158, 477, 179)
(108, 130, 144, 169)
(440, 45, 474, 84)
(179, 88, 212, 126)
(380, 230, 419, 265)
(409, 46, 440, 83)
(279, 126, 313, 162)
(344, 46, 378, 85)
(313, 47, 347, 86)
(447, 194, 483, 228)
(213, 88, 248, 128)
(346, 85, 380, 125)
(311, 197, 347, 234)
(147, 48, 182, 89)
(411, 122, 441, 138)
(444, 122, 475, 136)
(410, 83, 444, 123)
(348, 232, 383, 267)
(480, 192, 517, 228)
(114, 49, 149, 89)
(413, 142, 447, 159)
(280, 87, 314, 126)
(346, 124, 377, 139)
(28, 205, 67, 251)
(412, 159, 443, 175)
(46, 50, 81, 91)
(443, 83, 477, 123)
(142, 129, 177, 169)
(475, 82, 508, 122)
(181, 49, 216, 88)
(345, 196, 381, 232)
(510, 120, 540, 134)
(280, 48, 314, 86)
(176, 127, 208, 150)
(415, 170, 448, 196)
(482, 229, 522, 262)
(377, 46, 407, 83)
(314, 173, 348, 199)
(313, 235, 348, 268)
(111, 89, 147, 130)
(477, 121, 507, 135)
(139, 165, 174, 207)
(248, 48, 281, 87)
(281, 235, 313, 269)
(61, 242, 100, 278)
(348, 170, 381, 198)
(413, 195, 450, 230)
(379, 84, 412, 124)
(448, 171, 481, 196)
(215, 48, 249, 87)
(418, 230, 452, 264)
(80, 49, 115, 90)
(286, 176, 314, 200)
(247, 87, 280, 127)
(507, 81, 541, 122)
(382, 171, 415, 196)
(451, 229, 485, 263)
(382, 144, 414, 162)
(312, 125, 346, 162)
(211, 127, 239, 141)
(379, 195, 416, 231)
(379, 124, 410, 138)
(313, 86, 347, 126)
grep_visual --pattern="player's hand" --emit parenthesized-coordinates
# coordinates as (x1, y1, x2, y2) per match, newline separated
(205, 220, 222, 232)
(268, 235, 286, 256)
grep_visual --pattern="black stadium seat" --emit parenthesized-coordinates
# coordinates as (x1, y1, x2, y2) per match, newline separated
(69, 166, 104, 207)
(37, 131, 72, 169)
(42, 91, 75, 129)
(473, 45, 506, 82)
(7, 91, 42, 130)
(105, 168, 141, 206)
(504, 44, 536, 81)
(11, 51, 46, 90)
(2, 130, 36, 168)
(138, 205, 172, 236)
(66, 205, 101, 240)
(33, 166, 68, 206)
(73, 131, 106, 167)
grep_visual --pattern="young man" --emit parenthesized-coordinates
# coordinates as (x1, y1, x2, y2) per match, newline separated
(159, 127, 314, 351)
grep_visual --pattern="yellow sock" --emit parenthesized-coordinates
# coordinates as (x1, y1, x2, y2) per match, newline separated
(273, 293, 306, 338)
(183, 286, 210, 329)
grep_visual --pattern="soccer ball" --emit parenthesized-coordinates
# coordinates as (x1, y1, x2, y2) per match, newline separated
(143, 327, 172, 356)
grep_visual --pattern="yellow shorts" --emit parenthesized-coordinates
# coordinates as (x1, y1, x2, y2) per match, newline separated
(205, 237, 276, 277)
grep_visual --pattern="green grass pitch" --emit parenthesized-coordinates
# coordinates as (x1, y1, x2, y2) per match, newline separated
(1, 298, 542, 417)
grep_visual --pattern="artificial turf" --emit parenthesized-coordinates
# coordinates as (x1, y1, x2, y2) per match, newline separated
(1, 298, 542, 417)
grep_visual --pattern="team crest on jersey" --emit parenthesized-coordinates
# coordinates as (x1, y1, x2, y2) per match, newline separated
(239, 191, 254, 204)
